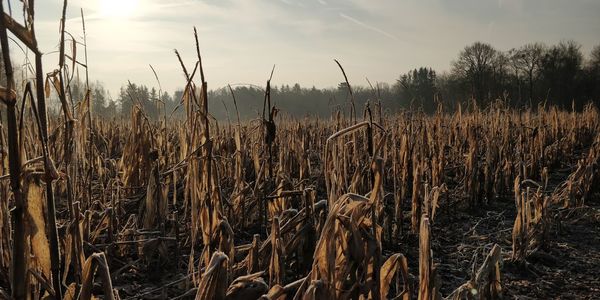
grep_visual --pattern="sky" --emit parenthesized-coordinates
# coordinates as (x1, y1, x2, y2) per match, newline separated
(8, 0, 600, 98)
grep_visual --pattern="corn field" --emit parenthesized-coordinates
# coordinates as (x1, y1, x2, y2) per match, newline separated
(1, 1, 600, 300)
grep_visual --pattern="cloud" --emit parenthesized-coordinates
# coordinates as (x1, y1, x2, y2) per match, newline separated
(338, 12, 399, 41)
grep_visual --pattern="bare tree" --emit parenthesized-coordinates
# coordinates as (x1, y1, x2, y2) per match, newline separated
(540, 40, 583, 107)
(588, 44, 600, 105)
(513, 43, 545, 103)
(452, 42, 500, 104)
(589, 44, 600, 73)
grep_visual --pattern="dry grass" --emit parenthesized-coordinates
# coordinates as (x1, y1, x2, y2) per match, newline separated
(0, 1, 599, 299)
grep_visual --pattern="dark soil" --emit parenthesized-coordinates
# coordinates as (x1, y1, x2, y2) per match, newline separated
(425, 199, 600, 300)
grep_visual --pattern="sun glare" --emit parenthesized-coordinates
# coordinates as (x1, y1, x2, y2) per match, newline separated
(99, 0, 139, 19)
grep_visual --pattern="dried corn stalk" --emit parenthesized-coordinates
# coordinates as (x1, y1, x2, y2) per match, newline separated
(418, 215, 441, 300)
(22, 173, 52, 293)
(225, 271, 268, 300)
(195, 251, 229, 300)
(446, 244, 502, 300)
(380, 253, 411, 300)
(512, 177, 550, 261)
(79, 252, 116, 300)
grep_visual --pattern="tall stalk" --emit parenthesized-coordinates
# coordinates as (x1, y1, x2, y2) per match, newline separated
(37, 0, 64, 296)
(0, 0, 64, 297)
(0, 2, 26, 297)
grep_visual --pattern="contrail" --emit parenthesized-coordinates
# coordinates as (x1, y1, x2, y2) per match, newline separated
(339, 12, 399, 41)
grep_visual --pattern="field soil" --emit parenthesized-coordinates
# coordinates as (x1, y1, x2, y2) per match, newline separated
(109, 152, 600, 300)
(426, 199, 600, 299)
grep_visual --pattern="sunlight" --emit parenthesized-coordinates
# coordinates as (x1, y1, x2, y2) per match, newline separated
(99, 0, 139, 19)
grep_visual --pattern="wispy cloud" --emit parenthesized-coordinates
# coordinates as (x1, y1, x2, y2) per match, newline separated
(339, 12, 399, 41)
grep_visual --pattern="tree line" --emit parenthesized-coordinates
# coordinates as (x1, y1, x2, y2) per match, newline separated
(44, 40, 600, 120)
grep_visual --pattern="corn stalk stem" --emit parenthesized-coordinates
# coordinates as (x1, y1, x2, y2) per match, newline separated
(0, 2, 25, 297)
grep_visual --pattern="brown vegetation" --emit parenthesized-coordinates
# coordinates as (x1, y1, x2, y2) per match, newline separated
(1, 1, 599, 299)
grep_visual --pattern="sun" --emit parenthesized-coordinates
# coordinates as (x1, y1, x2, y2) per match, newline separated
(99, 0, 139, 19)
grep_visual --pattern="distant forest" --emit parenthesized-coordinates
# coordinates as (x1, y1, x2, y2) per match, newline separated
(39, 40, 600, 119)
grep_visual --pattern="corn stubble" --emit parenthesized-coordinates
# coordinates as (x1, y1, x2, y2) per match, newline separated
(1, 1, 600, 299)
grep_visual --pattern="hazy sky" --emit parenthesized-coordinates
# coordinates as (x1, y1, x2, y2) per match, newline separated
(13, 0, 600, 98)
